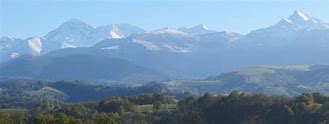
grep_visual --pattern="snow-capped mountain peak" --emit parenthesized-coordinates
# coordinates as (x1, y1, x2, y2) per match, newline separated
(273, 10, 329, 30)
(178, 24, 216, 35)
(289, 10, 310, 21)
(65, 18, 87, 24)
(191, 24, 209, 31)
(56, 18, 94, 31)
(44, 18, 94, 43)
(42, 18, 95, 53)
(94, 24, 146, 39)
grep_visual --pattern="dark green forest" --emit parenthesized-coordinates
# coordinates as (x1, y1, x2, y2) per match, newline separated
(1, 91, 329, 124)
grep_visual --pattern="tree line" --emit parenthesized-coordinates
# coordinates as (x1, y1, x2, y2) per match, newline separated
(1, 92, 329, 124)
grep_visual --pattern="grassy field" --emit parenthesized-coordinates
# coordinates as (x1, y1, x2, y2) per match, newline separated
(0, 109, 26, 114)
(238, 65, 311, 76)
(260, 65, 311, 71)
(137, 104, 176, 113)
(27, 86, 65, 96)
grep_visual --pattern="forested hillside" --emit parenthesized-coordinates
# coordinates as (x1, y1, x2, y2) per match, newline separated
(0, 78, 190, 109)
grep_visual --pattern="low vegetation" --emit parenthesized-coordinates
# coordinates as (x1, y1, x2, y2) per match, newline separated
(1, 91, 329, 124)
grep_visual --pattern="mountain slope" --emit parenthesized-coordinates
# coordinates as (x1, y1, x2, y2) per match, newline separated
(47, 29, 242, 79)
(0, 55, 166, 83)
(92, 24, 146, 39)
(43, 19, 94, 52)
(158, 65, 329, 96)
(229, 10, 329, 69)
(0, 37, 43, 62)
(43, 19, 146, 53)
(203, 65, 329, 95)
(244, 10, 329, 47)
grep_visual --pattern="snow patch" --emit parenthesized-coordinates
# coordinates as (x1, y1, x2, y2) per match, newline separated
(109, 30, 123, 39)
(28, 37, 42, 55)
(61, 42, 77, 48)
(61, 37, 77, 48)
(295, 10, 309, 21)
(200, 24, 209, 30)
(178, 24, 215, 35)
(163, 44, 190, 53)
(152, 29, 188, 35)
(109, 25, 123, 39)
(283, 19, 293, 24)
(132, 39, 160, 51)
(101, 45, 120, 50)
(10, 53, 20, 59)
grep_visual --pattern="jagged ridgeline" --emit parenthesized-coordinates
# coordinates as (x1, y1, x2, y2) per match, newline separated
(1, 10, 329, 80)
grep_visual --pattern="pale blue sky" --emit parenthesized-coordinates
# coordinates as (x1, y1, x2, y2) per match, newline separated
(1, 0, 329, 38)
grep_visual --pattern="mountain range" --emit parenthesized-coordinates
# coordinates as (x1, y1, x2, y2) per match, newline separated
(1, 10, 329, 81)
